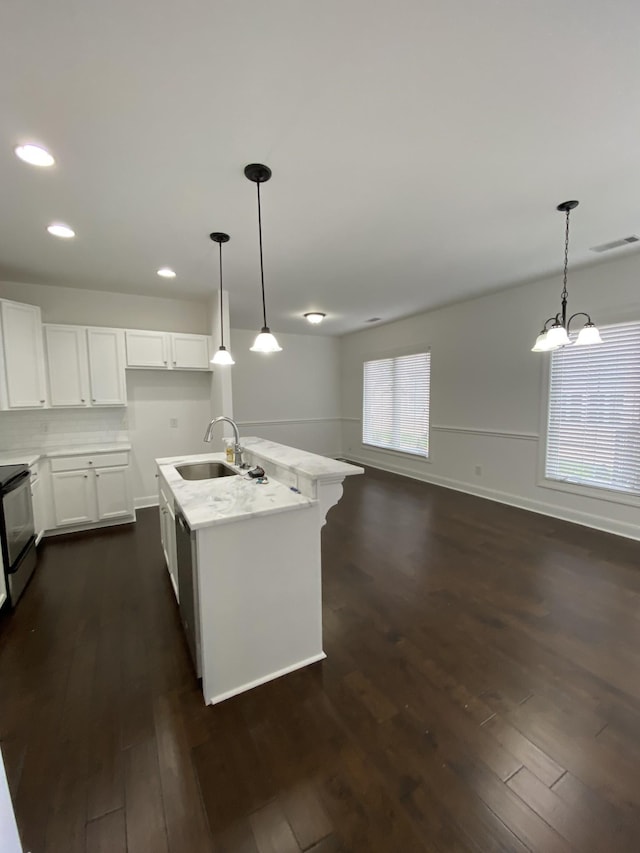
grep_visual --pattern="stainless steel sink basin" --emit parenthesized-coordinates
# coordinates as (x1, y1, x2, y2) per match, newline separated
(175, 462, 238, 481)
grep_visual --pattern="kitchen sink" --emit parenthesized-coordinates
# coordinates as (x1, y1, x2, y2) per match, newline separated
(175, 462, 238, 481)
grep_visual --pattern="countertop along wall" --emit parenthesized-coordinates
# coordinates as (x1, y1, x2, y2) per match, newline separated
(340, 251, 640, 540)
(229, 329, 343, 458)
(0, 280, 213, 506)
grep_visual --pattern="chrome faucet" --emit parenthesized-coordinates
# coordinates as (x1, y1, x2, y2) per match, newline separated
(203, 416, 246, 467)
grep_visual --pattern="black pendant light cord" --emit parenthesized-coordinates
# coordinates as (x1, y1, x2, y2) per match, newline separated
(256, 182, 268, 329)
(560, 208, 570, 326)
(218, 241, 225, 348)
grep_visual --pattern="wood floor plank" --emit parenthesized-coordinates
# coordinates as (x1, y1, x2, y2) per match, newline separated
(0, 469, 638, 852)
(249, 799, 302, 853)
(124, 737, 169, 853)
(85, 808, 127, 853)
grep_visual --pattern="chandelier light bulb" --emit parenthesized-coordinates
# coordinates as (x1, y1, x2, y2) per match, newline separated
(546, 324, 570, 348)
(575, 323, 603, 346)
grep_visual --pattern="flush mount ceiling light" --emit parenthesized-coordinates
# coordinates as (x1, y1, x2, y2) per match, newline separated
(304, 312, 326, 325)
(15, 143, 55, 167)
(157, 267, 176, 278)
(209, 232, 235, 366)
(47, 223, 75, 239)
(531, 200, 603, 353)
(245, 163, 282, 353)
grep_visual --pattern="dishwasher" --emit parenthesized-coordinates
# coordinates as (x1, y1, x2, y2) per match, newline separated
(175, 510, 202, 677)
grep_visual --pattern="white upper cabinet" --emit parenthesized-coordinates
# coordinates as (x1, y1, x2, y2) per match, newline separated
(171, 333, 211, 370)
(87, 328, 126, 406)
(125, 330, 169, 368)
(44, 324, 90, 407)
(0, 300, 47, 409)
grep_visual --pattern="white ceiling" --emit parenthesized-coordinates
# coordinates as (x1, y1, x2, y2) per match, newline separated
(2, 0, 640, 335)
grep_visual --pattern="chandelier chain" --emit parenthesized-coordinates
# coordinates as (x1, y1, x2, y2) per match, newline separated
(561, 208, 570, 302)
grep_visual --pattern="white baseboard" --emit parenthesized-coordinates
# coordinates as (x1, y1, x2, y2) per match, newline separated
(135, 495, 159, 509)
(43, 514, 136, 538)
(346, 452, 640, 542)
(206, 652, 326, 706)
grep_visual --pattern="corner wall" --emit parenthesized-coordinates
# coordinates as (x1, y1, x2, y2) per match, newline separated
(339, 252, 640, 540)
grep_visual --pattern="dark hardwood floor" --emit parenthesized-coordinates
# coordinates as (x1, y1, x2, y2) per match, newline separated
(1, 466, 640, 852)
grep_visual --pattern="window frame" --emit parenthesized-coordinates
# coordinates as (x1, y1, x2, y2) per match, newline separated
(361, 344, 432, 461)
(537, 319, 640, 509)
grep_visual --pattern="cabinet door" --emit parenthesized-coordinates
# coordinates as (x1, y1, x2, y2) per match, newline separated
(170, 334, 211, 370)
(52, 471, 96, 527)
(44, 325, 90, 407)
(95, 466, 133, 520)
(125, 330, 169, 368)
(87, 328, 126, 405)
(166, 500, 178, 601)
(0, 300, 46, 408)
(30, 476, 46, 542)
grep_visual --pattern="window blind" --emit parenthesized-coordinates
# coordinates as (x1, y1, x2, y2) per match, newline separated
(545, 321, 640, 495)
(363, 351, 431, 457)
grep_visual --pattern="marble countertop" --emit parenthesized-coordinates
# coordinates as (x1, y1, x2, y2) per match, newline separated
(45, 443, 131, 458)
(0, 443, 132, 469)
(0, 451, 42, 468)
(156, 452, 315, 531)
(241, 437, 363, 481)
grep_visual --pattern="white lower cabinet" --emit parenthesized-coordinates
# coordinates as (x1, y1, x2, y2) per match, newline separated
(52, 470, 96, 527)
(159, 485, 178, 600)
(50, 453, 133, 529)
(95, 466, 132, 520)
(30, 471, 45, 542)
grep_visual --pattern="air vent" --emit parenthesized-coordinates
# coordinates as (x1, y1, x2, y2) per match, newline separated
(590, 235, 639, 253)
(365, 317, 381, 323)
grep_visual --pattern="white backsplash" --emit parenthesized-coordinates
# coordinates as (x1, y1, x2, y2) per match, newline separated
(0, 408, 129, 452)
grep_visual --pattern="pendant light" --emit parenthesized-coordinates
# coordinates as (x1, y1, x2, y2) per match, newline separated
(531, 200, 602, 352)
(209, 232, 235, 365)
(245, 163, 282, 353)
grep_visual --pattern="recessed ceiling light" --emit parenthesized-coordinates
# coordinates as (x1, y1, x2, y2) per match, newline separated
(304, 312, 326, 324)
(157, 267, 176, 278)
(15, 144, 55, 167)
(47, 223, 75, 239)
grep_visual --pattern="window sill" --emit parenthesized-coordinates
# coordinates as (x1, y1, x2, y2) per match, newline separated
(361, 443, 431, 463)
(538, 477, 640, 509)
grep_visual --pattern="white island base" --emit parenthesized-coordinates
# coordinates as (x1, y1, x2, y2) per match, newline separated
(157, 439, 362, 705)
(197, 502, 326, 705)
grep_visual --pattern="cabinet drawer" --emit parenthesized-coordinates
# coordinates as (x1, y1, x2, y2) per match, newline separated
(50, 452, 129, 472)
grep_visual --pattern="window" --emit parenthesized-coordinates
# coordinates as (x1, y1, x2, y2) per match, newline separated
(545, 321, 640, 497)
(363, 351, 431, 457)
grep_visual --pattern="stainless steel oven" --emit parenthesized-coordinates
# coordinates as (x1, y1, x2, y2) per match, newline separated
(0, 465, 37, 607)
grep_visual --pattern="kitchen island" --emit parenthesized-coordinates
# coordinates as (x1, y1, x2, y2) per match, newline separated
(156, 438, 363, 705)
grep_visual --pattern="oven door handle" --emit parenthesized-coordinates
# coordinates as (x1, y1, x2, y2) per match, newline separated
(1, 469, 30, 494)
(7, 535, 37, 575)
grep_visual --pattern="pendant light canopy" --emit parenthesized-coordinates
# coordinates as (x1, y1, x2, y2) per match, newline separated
(245, 163, 282, 353)
(209, 232, 235, 366)
(531, 200, 602, 353)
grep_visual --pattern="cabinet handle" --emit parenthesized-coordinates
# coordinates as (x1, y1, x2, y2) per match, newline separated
(40, 399, 45, 403)
(92, 398, 96, 402)
(96, 473, 100, 478)
(84, 474, 88, 479)
(81, 398, 85, 403)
